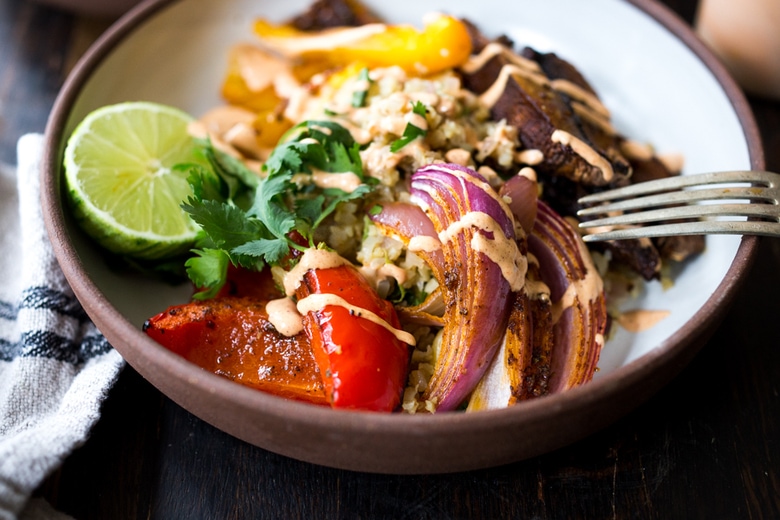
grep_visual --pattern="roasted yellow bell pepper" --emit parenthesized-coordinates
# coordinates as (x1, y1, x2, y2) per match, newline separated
(253, 14, 472, 76)
(253, 110, 293, 149)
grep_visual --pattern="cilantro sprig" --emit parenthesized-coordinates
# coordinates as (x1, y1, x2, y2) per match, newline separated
(390, 101, 428, 152)
(180, 120, 372, 299)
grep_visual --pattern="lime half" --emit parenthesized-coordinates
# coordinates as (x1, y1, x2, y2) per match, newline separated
(64, 101, 205, 260)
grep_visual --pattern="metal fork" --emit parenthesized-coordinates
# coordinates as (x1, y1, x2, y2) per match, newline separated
(577, 170, 780, 242)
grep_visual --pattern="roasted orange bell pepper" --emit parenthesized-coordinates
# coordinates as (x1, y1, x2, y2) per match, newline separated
(295, 264, 412, 411)
(221, 44, 329, 111)
(144, 296, 327, 405)
(221, 45, 285, 112)
(253, 14, 472, 75)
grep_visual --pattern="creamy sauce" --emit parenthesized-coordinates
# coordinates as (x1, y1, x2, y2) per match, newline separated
(438, 211, 526, 292)
(359, 262, 408, 288)
(526, 252, 540, 269)
(617, 309, 670, 333)
(461, 42, 542, 75)
(518, 166, 538, 182)
(444, 148, 472, 166)
(476, 165, 502, 188)
(658, 152, 685, 174)
(223, 122, 264, 159)
(550, 79, 610, 119)
(570, 102, 615, 135)
(263, 23, 388, 57)
(353, 78, 371, 93)
(515, 149, 544, 166)
(297, 293, 416, 345)
(619, 139, 655, 161)
(551, 129, 615, 183)
(408, 235, 442, 253)
(478, 64, 550, 108)
(309, 124, 333, 136)
(234, 44, 294, 93)
(189, 107, 264, 162)
(410, 165, 529, 290)
(524, 278, 551, 301)
(408, 91, 440, 107)
(283, 248, 351, 296)
(407, 111, 428, 131)
(334, 118, 373, 145)
(266, 297, 304, 336)
(192, 105, 256, 136)
(276, 247, 416, 345)
(310, 169, 363, 192)
(550, 232, 605, 324)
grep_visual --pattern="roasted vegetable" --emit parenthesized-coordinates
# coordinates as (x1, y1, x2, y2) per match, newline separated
(293, 257, 413, 411)
(408, 163, 522, 411)
(143, 296, 327, 405)
(529, 201, 607, 392)
(253, 13, 472, 75)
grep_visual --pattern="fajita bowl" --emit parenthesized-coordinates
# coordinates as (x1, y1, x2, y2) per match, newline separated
(41, 0, 762, 473)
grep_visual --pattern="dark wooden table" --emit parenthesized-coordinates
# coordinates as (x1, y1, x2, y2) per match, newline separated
(3, 0, 779, 518)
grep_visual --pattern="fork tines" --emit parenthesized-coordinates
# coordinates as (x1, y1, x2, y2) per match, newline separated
(577, 170, 780, 241)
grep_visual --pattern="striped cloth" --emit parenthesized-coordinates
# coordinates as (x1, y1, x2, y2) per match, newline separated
(0, 134, 124, 520)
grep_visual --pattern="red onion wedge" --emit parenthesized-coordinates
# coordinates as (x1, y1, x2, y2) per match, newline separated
(467, 260, 554, 410)
(498, 171, 538, 235)
(468, 197, 605, 410)
(528, 201, 607, 393)
(409, 163, 524, 411)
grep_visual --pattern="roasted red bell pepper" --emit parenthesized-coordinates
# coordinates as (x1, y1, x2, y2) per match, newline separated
(295, 264, 412, 412)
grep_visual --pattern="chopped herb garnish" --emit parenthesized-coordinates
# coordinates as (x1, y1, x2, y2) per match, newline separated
(390, 101, 428, 152)
(179, 121, 373, 298)
(351, 67, 372, 108)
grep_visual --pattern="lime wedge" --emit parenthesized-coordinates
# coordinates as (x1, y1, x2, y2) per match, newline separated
(64, 101, 206, 260)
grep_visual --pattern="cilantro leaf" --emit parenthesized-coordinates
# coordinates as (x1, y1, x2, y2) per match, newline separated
(295, 195, 327, 229)
(185, 248, 229, 300)
(351, 67, 371, 108)
(232, 238, 292, 265)
(249, 174, 296, 242)
(325, 139, 364, 178)
(390, 101, 428, 152)
(177, 163, 224, 203)
(182, 198, 266, 251)
(388, 282, 429, 306)
(264, 141, 310, 178)
(203, 139, 259, 192)
(313, 185, 371, 231)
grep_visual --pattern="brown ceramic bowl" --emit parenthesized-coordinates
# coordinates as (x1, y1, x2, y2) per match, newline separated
(30, 0, 143, 18)
(42, 0, 762, 473)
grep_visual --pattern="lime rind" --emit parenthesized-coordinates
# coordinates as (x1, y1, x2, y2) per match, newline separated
(64, 101, 207, 261)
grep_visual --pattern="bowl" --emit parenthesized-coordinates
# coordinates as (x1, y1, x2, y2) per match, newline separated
(41, 0, 763, 473)
(30, 0, 143, 18)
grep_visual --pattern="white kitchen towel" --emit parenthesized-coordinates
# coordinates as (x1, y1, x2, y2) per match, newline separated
(0, 134, 125, 520)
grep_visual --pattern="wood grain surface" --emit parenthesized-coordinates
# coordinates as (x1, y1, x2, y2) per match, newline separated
(2, 0, 779, 518)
